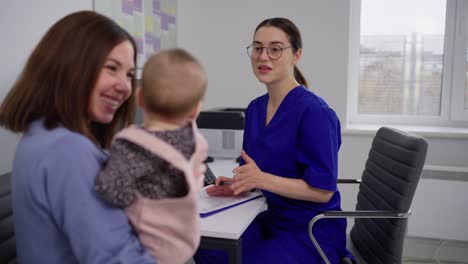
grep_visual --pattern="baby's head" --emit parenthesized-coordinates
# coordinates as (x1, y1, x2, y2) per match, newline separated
(140, 48, 207, 122)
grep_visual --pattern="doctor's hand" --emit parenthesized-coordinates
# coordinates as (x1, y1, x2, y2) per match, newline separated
(231, 150, 267, 195)
(205, 176, 236, 197)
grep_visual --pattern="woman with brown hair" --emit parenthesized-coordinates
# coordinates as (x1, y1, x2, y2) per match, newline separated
(0, 11, 155, 263)
(195, 17, 354, 263)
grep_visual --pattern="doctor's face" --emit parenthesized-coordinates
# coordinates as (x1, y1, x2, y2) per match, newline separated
(250, 26, 300, 86)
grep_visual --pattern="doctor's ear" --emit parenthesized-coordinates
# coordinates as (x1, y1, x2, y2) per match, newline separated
(293, 48, 302, 65)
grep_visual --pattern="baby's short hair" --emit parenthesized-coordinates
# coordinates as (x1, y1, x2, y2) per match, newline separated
(141, 48, 207, 118)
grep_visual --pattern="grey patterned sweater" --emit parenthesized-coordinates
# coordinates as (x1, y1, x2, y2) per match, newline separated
(95, 124, 195, 208)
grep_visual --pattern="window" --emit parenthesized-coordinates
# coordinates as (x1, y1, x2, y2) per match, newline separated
(347, 0, 468, 127)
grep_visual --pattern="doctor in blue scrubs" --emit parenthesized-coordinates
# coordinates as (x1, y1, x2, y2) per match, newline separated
(194, 17, 353, 264)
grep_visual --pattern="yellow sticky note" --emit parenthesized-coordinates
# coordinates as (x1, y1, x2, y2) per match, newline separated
(146, 16, 154, 33)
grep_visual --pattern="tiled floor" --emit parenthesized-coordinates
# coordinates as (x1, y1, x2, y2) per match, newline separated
(403, 261, 468, 264)
(189, 255, 468, 264)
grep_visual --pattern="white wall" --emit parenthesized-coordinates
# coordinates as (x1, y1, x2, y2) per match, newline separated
(177, 0, 468, 242)
(0, 1, 92, 174)
(177, 0, 350, 119)
(1, 0, 467, 242)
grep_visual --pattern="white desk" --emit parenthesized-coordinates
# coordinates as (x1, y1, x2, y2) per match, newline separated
(200, 196, 266, 239)
(199, 158, 267, 264)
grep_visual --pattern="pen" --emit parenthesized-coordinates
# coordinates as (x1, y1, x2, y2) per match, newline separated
(219, 180, 233, 186)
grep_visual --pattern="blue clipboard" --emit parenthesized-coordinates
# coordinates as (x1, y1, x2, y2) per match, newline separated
(198, 187, 263, 218)
(199, 194, 262, 218)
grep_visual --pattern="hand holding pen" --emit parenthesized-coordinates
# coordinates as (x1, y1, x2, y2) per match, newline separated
(205, 176, 236, 196)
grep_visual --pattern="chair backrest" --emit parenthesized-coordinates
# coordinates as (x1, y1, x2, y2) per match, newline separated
(0, 172, 16, 263)
(350, 127, 427, 264)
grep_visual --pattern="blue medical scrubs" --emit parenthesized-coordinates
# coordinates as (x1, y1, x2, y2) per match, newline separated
(195, 86, 351, 264)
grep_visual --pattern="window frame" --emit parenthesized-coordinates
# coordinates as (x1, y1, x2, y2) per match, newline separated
(347, 0, 468, 128)
(451, 0, 468, 121)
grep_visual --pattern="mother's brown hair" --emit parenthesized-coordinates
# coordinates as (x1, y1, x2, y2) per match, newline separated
(0, 11, 137, 148)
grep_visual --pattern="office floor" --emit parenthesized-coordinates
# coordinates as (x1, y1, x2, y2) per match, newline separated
(188, 258, 468, 264)
(403, 260, 468, 264)
(186, 259, 468, 264)
(189, 258, 468, 263)
(188, 236, 468, 264)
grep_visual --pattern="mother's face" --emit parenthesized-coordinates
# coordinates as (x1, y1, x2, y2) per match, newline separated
(88, 40, 135, 124)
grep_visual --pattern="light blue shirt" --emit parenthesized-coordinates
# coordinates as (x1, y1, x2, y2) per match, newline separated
(12, 119, 155, 263)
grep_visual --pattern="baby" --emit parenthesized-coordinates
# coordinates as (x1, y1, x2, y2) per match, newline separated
(95, 48, 208, 264)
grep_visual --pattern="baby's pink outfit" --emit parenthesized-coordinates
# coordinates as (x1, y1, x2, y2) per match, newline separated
(114, 124, 208, 264)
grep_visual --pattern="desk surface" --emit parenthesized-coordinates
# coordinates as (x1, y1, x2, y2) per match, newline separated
(200, 158, 267, 239)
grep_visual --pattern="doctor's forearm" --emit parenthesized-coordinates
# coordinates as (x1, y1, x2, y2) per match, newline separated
(260, 173, 334, 203)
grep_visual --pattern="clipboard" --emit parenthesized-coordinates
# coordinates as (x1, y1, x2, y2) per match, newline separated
(198, 186, 263, 218)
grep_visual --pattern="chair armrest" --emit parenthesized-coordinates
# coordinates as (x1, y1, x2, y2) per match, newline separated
(323, 210, 411, 218)
(337, 179, 361, 184)
(308, 209, 411, 264)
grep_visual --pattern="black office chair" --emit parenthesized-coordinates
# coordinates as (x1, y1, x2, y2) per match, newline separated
(0, 172, 17, 264)
(308, 127, 428, 264)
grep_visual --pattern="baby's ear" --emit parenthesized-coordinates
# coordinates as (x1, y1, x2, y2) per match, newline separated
(189, 101, 202, 119)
